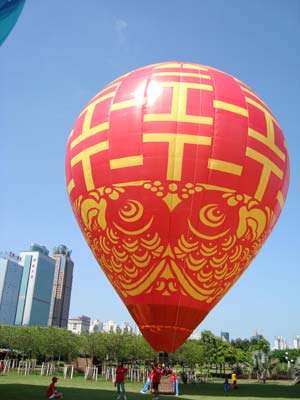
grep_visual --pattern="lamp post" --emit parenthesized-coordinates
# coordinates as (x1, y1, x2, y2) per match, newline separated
(285, 352, 294, 383)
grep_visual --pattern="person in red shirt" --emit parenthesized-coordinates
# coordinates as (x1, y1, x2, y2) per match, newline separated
(46, 376, 63, 399)
(115, 362, 127, 400)
(151, 362, 162, 400)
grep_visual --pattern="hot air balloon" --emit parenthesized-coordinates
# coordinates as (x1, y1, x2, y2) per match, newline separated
(65, 62, 289, 352)
(0, 0, 25, 46)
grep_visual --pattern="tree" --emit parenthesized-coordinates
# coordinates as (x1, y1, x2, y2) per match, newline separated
(199, 331, 218, 372)
(215, 339, 236, 376)
(175, 340, 203, 368)
(0, 325, 19, 355)
(249, 338, 270, 354)
(249, 338, 271, 381)
(231, 338, 251, 352)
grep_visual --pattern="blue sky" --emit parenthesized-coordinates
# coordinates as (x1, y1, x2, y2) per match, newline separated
(1, 0, 299, 347)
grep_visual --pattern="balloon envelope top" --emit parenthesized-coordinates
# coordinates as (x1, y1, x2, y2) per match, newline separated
(65, 62, 289, 352)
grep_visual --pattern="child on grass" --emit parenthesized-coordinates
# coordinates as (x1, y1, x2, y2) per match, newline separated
(46, 376, 63, 399)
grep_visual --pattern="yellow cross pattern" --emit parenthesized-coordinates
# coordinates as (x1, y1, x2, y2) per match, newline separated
(246, 147, 283, 201)
(239, 84, 261, 102)
(153, 63, 209, 71)
(68, 72, 286, 201)
(70, 141, 109, 191)
(111, 97, 146, 111)
(208, 159, 243, 176)
(153, 71, 212, 80)
(80, 81, 121, 116)
(71, 92, 116, 151)
(110, 155, 143, 170)
(245, 95, 285, 201)
(213, 100, 248, 117)
(213, 94, 286, 202)
(144, 81, 213, 125)
(245, 96, 284, 160)
(143, 133, 212, 181)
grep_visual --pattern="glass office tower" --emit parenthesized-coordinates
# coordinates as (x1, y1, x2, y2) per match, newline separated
(0, 254, 23, 324)
(15, 244, 55, 326)
(48, 245, 74, 328)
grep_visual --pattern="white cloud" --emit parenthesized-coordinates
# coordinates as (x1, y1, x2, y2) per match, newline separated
(115, 18, 128, 45)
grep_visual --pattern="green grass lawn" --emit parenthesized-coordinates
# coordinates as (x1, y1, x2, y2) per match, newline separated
(0, 372, 299, 400)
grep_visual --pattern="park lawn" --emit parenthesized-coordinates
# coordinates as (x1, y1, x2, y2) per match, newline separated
(0, 373, 299, 400)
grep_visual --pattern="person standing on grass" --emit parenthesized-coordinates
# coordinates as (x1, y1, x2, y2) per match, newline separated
(231, 371, 238, 389)
(171, 370, 179, 396)
(151, 362, 162, 400)
(223, 377, 231, 392)
(46, 376, 63, 399)
(115, 362, 127, 400)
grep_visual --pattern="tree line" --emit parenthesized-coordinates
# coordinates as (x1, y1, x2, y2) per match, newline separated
(0, 324, 299, 378)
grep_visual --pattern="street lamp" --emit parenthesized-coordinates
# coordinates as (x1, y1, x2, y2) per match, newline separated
(285, 352, 294, 383)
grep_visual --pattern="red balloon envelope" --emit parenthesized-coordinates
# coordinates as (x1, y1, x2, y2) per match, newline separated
(65, 62, 289, 352)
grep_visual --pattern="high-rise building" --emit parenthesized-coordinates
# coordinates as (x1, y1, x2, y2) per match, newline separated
(0, 253, 23, 324)
(15, 244, 56, 326)
(89, 319, 103, 333)
(119, 321, 133, 334)
(221, 331, 230, 341)
(103, 320, 118, 333)
(293, 336, 300, 349)
(68, 315, 91, 334)
(274, 336, 287, 350)
(48, 245, 74, 328)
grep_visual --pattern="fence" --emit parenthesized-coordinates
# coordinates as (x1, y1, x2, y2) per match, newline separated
(40, 362, 56, 376)
(101, 366, 146, 383)
(17, 360, 36, 375)
(84, 365, 98, 381)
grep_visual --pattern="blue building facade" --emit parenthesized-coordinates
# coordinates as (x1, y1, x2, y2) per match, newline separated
(0, 255, 23, 324)
(15, 244, 55, 326)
